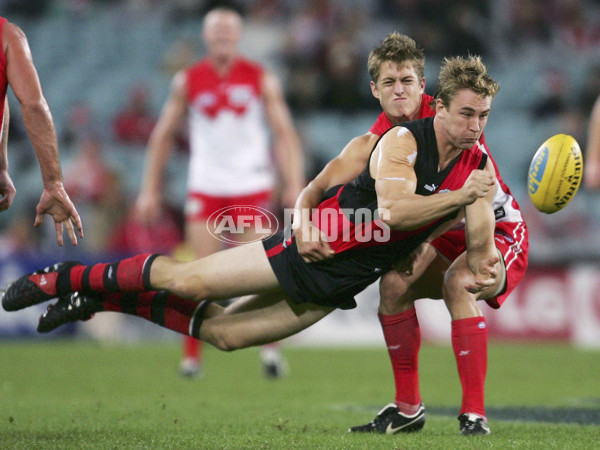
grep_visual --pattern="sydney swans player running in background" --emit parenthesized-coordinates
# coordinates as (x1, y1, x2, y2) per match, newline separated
(134, 4, 304, 378)
(295, 33, 527, 436)
(5, 57, 502, 434)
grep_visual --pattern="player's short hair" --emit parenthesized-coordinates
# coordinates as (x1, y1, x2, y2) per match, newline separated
(436, 55, 500, 107)
(202, 0, 245, 18)
(367, 32, 425, 82)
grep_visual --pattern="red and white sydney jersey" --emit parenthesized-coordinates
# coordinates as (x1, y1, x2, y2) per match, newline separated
(368, 93, 435, 135)
(185, 58, 274, 196)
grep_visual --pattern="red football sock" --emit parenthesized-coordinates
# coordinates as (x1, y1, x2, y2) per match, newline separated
(102, 291, 207, 337)
(183, 335, 202, 361)
(451, 316, 488, 417)
(379, 308, 421, 411)
(61, 254, 159, 295)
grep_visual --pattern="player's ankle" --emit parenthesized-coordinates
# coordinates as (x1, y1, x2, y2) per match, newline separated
(395, 401, 421, 416)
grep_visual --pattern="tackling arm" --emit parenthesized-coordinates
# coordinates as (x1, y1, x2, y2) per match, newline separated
(293, 132, 379, 262)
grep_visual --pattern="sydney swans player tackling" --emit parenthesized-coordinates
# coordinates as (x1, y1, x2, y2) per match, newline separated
(294, 33, 527, 435)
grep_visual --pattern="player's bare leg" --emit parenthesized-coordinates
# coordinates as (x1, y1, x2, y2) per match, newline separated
(33, 238, 332, 349)
(198, 292, 334, 350)
(150, 240, 281, 301)
(37, 287, 333, 354)
(378, 244, 446, 315)
(3, 239, 280, 310)
(232, 226, 289, 377)
(179, 220, 224, 377)
(442, 249, 505, 318)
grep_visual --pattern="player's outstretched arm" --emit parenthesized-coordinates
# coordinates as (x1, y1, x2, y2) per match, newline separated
(0, 98, 16, 212)
(463, 159, 500, 296)
(4, 22, 83, 245)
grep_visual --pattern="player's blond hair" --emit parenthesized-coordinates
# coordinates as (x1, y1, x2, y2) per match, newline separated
(436, 55, 499, 107)
(367, 32, 425, 82)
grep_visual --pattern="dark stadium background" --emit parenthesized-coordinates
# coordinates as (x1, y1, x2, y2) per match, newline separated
(0, 0, 599, 348)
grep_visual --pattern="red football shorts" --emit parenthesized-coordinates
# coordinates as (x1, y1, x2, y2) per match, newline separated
(185, 190, 273, 222)
(429, 221, 529, 309)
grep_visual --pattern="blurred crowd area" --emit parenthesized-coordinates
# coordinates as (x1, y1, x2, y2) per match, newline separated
(1, 0, 600, 264)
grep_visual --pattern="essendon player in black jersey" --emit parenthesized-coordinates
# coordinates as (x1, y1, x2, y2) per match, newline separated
(3, 56, 501, 429)
(261, 116, 489, 310)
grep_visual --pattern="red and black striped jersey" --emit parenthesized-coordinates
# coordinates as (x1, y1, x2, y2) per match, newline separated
(311, 117, 487, 269)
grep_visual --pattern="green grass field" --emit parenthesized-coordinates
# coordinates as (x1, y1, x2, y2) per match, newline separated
(1, 339, 598, 449)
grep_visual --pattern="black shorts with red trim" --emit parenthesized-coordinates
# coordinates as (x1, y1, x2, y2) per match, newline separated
(262, 229, 384, 310)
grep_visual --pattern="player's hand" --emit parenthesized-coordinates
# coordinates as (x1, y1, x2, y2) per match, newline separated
(35, 183, 84, 246)
(0, 169, 16, 212)
(459, 170, 495, 205)
(134, 191, 162, 225)
(294, 216, 334, 263)
(464, 254, 500, 294)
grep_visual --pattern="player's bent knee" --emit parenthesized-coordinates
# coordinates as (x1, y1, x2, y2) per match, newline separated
(203, 333, 237, 352)
(442, 265, 471, 297)
(379, 281, 406, 303)
(168, 270, 212, 301)
(202, 327, 248, 352)
(443, 264, 500, 302)
(379, 272, 411, 311)
(211, 338, 238, 352)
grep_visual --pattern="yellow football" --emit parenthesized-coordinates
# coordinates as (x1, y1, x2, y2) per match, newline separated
(527, 134, 583, 214)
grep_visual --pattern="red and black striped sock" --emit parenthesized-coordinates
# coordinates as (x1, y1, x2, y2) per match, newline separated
(56, 254, 160, 296)
(102, 291, 209, 337)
